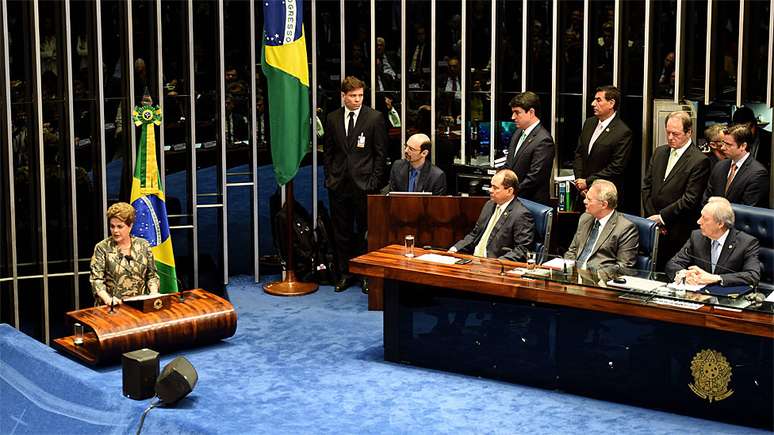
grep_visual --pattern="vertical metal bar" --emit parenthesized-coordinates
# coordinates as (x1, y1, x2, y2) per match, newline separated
(310, 0, 318, 229)
(31, 0, 50, 344)
(63, 0, 80, 309)
(251, 0, 260, 281)
(582, 0, 589, 121)
(705, 0, 714, 105)
(0, 0, 20, 328)
(95, 0, 107, 236)
(642, 0, 653, 215)
(430, 0, 436, 163)
(127, 0, 136, 167)
(156, 0, 165, 181)
(674, 0, 684, 103)
(521, 0, 527, 91)
(400, 0, 405, 147)
(767, 0, 773, 107)
(217, 0, 228, 284)
(613, 0, 621, 87)
(550, 0, 558, 141)
(369, 0, 375, 108)
(187, 0, 198, 288)
(489, 0, 496, 163)
(459, 0, 465, 164)
(340, 0, 345, 83)
(736, 0, 745, 107)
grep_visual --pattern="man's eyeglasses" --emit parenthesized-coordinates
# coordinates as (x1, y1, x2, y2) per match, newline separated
(404, 144, 421, 153)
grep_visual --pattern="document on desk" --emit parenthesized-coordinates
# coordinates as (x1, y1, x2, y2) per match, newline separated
(607, 276, 665, 292)
(415, 253, 461, 265)
(666, 282, 704, 292)
(541, 258, 573, 270)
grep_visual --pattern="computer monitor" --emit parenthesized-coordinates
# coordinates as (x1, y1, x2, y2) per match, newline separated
(500, 121, 516, 148)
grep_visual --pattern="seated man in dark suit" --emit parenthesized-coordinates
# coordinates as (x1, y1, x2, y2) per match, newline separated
(666, 197, 761, 287)
(388, 133, 446, 194)
(448, 169, 535, 261)
(503, 91, 554, 205)
(702, 123, 769, 207)
(565, 179, 639, 273)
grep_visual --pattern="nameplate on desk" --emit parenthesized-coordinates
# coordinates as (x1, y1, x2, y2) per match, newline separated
(123, 293, 172, 312)
(388, 191, 432, 196)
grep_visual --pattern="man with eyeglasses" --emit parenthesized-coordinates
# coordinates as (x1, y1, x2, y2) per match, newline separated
(564, 180, 638, 274)
(703, 123, 727, 169)
(702, 124, 769, 208)
(448, 169, 534, 261)
(388, 133, 446, 195)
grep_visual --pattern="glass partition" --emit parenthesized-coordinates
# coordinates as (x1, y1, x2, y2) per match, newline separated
(71, 0, 103, 282)
(526, 1, 553, 124)
(437, 1, 463, 170)
(681, 1, 707, 102)
(712, 1, 739, 103)
(375, 0, 402, 165)
(496, 0, 524, 160)
(404, 1, 431, 140)
(744, 1, 771, 103)
(556, 1, 583, 170)
(650, 0, 676, 100)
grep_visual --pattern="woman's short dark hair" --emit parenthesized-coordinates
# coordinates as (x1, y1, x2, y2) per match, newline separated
(107, 202, 135, 226)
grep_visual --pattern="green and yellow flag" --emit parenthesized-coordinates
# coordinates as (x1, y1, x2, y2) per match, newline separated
(261, 0, 310, 185)
(130, 102, 178, 293)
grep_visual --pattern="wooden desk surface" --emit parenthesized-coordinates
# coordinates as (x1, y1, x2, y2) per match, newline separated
(350, 245, 774, 339)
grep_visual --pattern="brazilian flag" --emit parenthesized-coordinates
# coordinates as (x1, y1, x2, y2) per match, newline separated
(130, 102, 178, 293)
(261, 0, 310, 185)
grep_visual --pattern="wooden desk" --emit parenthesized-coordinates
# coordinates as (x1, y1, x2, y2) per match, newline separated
(366, 194, 487, 310)
(53, 289, 237, 365)
(350, 246, 774, 428)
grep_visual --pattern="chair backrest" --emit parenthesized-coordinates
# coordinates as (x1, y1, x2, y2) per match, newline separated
(519, 198, 553, 261)
(731, 204, 774, 290)
(620, 212, 659, 272)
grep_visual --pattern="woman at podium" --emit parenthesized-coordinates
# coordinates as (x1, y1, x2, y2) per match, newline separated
(89, 202, 160, 305)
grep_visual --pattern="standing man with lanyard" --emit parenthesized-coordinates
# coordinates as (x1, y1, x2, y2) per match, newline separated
(324, 76, 388, 293)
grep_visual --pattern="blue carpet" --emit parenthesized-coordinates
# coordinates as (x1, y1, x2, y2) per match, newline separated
(0, 277, 766, 434)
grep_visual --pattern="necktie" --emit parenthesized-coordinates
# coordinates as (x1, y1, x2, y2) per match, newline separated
(578, 220, 601, 266)
(588, 121, 606, 154)
(711, 240, 721, 273)
(664, 149, 679, 180)
(451, 78, 457, 92)
(408, 168, 418, 192)
(725, 162, 738, 193)
(388, 109, 401, 127)
(474, 206, 502, 257)
(513, 132, 528, 156)
(346, 111, 355, 140)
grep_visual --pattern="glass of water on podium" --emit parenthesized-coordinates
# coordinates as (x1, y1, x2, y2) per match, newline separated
(404, 235, 415, 258)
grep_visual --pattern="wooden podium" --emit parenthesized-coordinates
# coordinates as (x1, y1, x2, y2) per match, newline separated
(53, 289, 237, 365)
(366, 194, 488, 310)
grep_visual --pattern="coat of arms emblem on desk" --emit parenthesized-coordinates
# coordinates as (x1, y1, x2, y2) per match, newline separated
(689, 349, 734, 402)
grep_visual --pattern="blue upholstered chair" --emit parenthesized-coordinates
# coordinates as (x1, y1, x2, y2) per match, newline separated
(520, 198, 553, 262)
(730, 204, 774, 292)
(620, 212, 659, 272)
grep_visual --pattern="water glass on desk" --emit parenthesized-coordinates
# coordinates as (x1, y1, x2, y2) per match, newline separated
(404, 235, 415, 258)
(526, 251, 536, 270)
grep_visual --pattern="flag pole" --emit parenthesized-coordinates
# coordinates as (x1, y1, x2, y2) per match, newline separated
(263, 179, 318, 296)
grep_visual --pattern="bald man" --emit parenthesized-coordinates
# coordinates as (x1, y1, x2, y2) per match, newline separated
(388, 133, 447, 194)
(449, 169, 535, 261)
